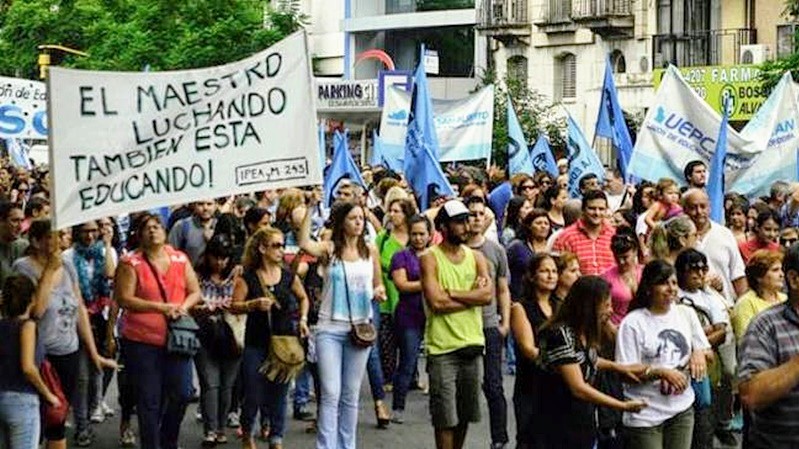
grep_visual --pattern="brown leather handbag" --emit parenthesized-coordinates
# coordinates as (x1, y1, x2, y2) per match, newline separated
(342, 263, 376, 348)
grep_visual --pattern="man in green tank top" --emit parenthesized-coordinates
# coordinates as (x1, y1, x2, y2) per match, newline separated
(420, 200, 492, 449)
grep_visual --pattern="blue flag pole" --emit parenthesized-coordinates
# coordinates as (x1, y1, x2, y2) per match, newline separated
(708, 99, 729, 223)
(507, 97, 533, 175)
(404, 45, 454, 210)
(324, 129, 366, 206)
(595, 56, 634, 182)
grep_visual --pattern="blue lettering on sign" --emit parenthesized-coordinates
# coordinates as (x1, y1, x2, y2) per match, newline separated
(0, 105, 47, 136)
(0, 105, 26, 134)
(774, 119, 795, 136)
(654, 106, 716, 152)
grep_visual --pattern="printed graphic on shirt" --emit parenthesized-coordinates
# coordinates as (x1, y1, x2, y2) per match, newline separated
(655, 329, 689, 365)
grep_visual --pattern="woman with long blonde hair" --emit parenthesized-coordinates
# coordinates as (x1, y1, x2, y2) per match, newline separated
(231, 227, 310, 449)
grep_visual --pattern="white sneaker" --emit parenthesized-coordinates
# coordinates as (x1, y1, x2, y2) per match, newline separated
(102, 401, 115, 417)
(90, 407, 105, 423)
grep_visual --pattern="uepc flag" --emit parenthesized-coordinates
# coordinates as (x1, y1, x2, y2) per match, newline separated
(567, 115, 605, 198)
(48, 31, 322, 229)
(381, 85, 494, 163)
(629, 66, 799, 197)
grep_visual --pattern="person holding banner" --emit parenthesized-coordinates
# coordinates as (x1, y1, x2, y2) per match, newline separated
(114, 213, 201, 449)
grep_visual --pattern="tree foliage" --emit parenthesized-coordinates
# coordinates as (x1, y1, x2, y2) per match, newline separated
(759, 1, 799, 89)
(479, 70, 566, 170)
(0, 0, 308, 78)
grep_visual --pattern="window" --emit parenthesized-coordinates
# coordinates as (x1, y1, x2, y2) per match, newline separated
(610, 50, 626, 73)
(777, 24, 798, 58)
(507, 55, 528, 82)
(556, 53, 576, 100)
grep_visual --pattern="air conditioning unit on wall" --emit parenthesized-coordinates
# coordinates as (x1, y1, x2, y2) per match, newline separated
(740, 45, 771, 64)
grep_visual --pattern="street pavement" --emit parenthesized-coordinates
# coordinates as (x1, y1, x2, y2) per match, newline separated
(86, 364, 741, 449)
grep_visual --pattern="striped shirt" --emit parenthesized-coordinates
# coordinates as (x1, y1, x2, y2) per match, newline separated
(738, 301, 799, 448)
(551, 219, 615, 276)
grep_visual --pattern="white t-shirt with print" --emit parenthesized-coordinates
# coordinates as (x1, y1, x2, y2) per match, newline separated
(616, 305, 711, 427)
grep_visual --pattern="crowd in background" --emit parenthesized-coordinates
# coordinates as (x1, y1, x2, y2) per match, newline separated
(1, 155, 799, 449)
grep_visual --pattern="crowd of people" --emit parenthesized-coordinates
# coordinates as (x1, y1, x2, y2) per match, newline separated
(1, 155, 799, 449)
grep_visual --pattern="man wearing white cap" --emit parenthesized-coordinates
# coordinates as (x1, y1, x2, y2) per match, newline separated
(420, 200, 492, 449)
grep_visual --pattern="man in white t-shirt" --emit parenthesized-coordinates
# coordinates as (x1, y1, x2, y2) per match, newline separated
(682, 189, 748, 306)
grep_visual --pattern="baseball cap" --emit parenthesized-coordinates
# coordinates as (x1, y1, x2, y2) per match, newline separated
(436, 200, 470, 225)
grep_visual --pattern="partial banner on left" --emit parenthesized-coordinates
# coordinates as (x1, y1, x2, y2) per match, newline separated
(48, 31, 322, 229)
(0, 76, 47, 139)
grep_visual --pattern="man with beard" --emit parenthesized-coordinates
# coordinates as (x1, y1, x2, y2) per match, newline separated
(421, 200, 492, 449)
(168, 200, 218, 266)
(552, 189, 615, 275)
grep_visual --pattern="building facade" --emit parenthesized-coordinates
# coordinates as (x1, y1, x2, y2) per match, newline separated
(482, 0, 788, 148)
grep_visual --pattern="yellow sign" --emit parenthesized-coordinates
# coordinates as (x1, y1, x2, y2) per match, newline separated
(653, 65, 770, 121)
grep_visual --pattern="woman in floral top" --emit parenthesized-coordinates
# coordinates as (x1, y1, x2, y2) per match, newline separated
(192, 235, 241, 447)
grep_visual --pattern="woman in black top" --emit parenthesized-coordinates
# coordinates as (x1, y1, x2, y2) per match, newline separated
(230, 227, 309, 449)
(0, 275, 60, 449)
(509, 253, 559, 449)
(537, 276, 647, 449)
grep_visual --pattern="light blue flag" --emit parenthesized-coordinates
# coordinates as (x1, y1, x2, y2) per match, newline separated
(567, 115, 605, 198)
(6, 139, 31, 169)
(708, 99, 729, 223)
(507, 97, 533, 175)
(318, 123, 326, 169)
(530, 134, 558, 177)
(370, 129, 383, 167)
(595, 57, 634, 181)
(324, 129, 366, 206)
(410, 44, 440, 159)
(404, 48, 454, 210)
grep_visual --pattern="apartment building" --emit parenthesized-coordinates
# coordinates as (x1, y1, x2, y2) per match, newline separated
(480, 0, 789, 142)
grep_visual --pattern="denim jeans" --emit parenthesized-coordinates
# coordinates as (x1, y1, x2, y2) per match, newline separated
(624, 407, 694, 449)
(240, 346, 289, 444)
(392, 325, 423, 411)
(293, 365, 313, 411)
(505, 332, 516, 373)
(195, 347, 241, 434)
(122, 339, 193, 449)
(366, 301, 385, 402)
(483, 327, 509, 445)
(316, 330, 370, 449)
(0, 391, 40, 449)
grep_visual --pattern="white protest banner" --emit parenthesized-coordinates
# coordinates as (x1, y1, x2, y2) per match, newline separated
(48, 31, 322, 229)
(380, 85, 494, 164)
(0, 76, 47, 139)
(629, 66, 799, 197)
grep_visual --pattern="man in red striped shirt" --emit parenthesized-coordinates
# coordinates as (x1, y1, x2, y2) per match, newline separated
(552, 190, 616, 275)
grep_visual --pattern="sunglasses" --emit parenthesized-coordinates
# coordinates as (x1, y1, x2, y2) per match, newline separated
(521, 184, 535, 191)
(687, 263, 709, 272)
(781, 238, 798, 246)
(267, 242, 285, 249)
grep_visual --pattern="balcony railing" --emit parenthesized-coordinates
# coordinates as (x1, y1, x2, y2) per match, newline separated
(572, 0, 632, 19)
(544, 0, 572, 23)
(477, 0, 529, 27)
(653, 28, 757, 68)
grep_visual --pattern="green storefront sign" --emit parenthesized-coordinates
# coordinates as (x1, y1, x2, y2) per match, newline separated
(653, 65, 769, 121)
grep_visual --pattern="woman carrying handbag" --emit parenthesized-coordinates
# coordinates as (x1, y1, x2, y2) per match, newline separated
(230, 227, 310, 449)
(299, 198, 387, 449)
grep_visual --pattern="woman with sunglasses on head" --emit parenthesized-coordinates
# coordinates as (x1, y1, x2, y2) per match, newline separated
(602, 228, 643, 338)
(738, 209, 781, 264)
(192, 235, 242, 447)
(230, 227, 310, 449)
(616, 260, 711, 449)
(674, 249, 736, 448)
